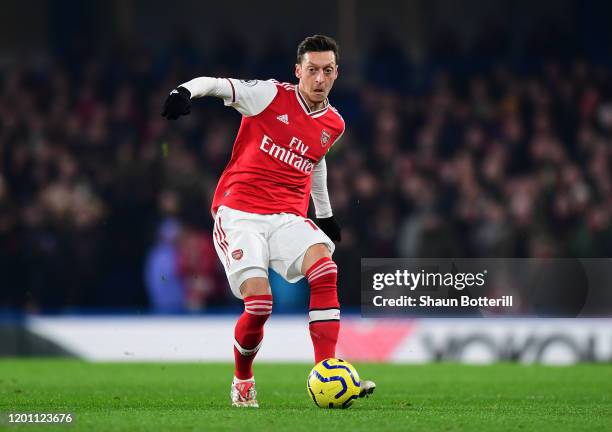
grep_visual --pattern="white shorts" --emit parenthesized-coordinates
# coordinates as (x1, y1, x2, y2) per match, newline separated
(212, 206, 335, 299)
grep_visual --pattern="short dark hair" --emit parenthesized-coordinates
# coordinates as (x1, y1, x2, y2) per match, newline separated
(296, 35, 339, 64)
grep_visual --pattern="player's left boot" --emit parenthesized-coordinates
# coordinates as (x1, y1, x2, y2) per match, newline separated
(359, 379, 376, 398)
(230, 377, 259, 408)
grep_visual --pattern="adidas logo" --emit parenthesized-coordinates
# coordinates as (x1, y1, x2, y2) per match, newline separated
(277, 114, 289, 124)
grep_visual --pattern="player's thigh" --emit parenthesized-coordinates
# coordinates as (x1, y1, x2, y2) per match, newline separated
(268, 215, 335, 283)
(213, 208, 270, 298)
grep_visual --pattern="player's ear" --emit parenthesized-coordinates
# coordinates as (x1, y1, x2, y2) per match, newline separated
(295, 63, 302, 79)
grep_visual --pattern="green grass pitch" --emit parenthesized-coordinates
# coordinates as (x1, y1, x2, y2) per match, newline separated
(1, 360, 611, 431)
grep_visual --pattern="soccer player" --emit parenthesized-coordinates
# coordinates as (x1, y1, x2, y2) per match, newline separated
(162, 35, 375, 407)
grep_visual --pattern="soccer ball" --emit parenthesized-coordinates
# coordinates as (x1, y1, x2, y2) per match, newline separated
(306, 358, 361, 409)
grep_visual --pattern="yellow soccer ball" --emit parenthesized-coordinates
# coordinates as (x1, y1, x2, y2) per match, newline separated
(306, 358, 361, 409)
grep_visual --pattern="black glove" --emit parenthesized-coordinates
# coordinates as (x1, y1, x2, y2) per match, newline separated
(161, 86, 192, 120)
(316, 216, 341, 242)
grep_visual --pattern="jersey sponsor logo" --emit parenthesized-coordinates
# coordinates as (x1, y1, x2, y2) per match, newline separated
(321, 129, 331, 147)
(289, 136, 309, 155)
(277, 114, 289, 124)
(240, 79, 258, 87)
(259, 135, 314, 174)
(232, 249, 244, 260)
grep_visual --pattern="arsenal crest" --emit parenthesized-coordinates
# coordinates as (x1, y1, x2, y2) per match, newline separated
(232, 249, 244, 260)
(321, 129, 331, 147)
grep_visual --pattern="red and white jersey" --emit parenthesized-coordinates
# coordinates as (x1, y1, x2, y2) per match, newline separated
(210, 79, 345, 217)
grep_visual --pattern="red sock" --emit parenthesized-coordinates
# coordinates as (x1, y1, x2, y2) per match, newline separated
(306, 257, 340, 363)
(233, 294, 272, 380)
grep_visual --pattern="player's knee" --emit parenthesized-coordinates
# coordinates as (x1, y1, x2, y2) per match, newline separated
(240, 276, 271, 298)
(301, 243, 332, 275)
(304, 254, 338, 300)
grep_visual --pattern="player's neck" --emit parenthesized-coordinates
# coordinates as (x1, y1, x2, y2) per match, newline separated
(297, 87, 326, 112)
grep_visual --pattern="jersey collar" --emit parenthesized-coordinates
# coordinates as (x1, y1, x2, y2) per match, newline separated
(295, 85, 329, 117)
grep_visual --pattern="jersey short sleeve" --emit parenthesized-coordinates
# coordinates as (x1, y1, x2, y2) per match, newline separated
(224, 79, 278, 117)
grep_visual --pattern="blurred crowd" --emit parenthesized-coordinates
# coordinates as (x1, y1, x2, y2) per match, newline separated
(1, 33, 611, 311)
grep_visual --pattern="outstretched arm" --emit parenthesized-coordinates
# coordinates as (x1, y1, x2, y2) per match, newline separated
(180, 77, 234, 99)
(162, 78, 277, 120)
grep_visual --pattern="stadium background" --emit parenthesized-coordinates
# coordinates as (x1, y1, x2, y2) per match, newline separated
(0, 0, 611, 364)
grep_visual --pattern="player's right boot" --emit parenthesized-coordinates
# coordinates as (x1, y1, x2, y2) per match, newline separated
(359, 379, 376, 398)
(230, 377, 259, 408)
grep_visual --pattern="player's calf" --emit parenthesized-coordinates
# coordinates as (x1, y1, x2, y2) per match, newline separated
(231, 292, 271, 407)
(305, 257, 340, 363)
(233, 292, 272, 381)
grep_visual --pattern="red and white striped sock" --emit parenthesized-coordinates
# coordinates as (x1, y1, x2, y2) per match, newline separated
(233, 294, 273, 380)
(306, 257, 340, 363)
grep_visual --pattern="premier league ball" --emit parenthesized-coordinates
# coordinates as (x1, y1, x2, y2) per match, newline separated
(306, 358, 361, 409)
